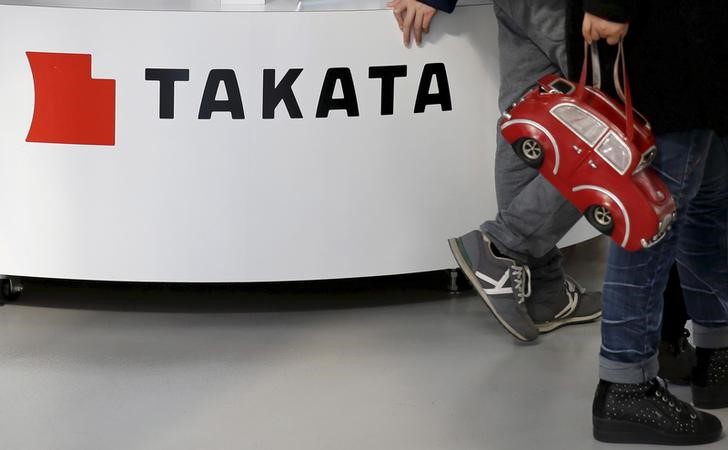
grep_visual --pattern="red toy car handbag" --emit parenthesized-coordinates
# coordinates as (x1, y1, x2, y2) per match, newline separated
(499, 42, 676, 251)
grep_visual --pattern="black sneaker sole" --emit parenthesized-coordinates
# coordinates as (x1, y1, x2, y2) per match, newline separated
(593, 417, 723, 445)
(448, 238, 536, 342)
(693, 385, 728, 409)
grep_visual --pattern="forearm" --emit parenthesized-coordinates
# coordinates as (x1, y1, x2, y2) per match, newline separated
(418, 0, 457, 14)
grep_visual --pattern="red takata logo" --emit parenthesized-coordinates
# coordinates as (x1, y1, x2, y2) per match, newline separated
(26, 52, 116, 146)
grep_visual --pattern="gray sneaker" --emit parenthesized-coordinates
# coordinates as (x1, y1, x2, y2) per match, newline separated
(531, 275, 602, 333)
(448, 230, 539, 342)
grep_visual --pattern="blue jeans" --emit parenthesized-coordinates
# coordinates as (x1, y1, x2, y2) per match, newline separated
(599, 130, 728, 383)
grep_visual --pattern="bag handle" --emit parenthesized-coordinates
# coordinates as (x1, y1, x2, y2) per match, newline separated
(613, 41, 635, 141)
(575, 40, 634, 142)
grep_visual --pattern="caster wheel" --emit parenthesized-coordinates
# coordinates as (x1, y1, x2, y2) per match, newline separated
(446, 268, 467, 293)
(1, 278, 23, 303)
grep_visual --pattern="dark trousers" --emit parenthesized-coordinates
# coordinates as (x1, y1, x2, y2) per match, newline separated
(662, 264, 689, 343)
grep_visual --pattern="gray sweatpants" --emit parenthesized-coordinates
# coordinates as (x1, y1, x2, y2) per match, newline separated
(481, 0, 583, 265)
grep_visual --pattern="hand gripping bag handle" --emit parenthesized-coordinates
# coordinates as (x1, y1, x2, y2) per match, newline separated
(575, 40, 635, 142)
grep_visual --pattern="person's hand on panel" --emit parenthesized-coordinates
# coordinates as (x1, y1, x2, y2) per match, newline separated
(388, 0, 437, 47)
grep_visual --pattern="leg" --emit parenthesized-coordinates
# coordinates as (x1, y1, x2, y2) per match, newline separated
(488, 1, 599, 329)
(657, 264, 695, 385)
(676, 135, 728, 408)
(593, 130, 724, 445)
(676, 135, 728, 337)
(485, 0, 582, 262)
(599, 130, 715, 382)
(448, 0, 600, 341)
(661, 264, 690, 344)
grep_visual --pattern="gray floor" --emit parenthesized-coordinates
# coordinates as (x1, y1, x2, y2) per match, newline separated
(1, 237, 726, 450)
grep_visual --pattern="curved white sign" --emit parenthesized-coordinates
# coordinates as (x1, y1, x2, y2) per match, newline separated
(0, 4, 596, 282)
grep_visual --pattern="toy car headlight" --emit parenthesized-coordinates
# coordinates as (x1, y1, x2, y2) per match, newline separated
(595, 132, 632, 174)
(634, 146, 657, 173)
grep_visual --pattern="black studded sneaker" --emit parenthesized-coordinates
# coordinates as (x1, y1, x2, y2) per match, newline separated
(448, 230, 539, 342)
(692, 347, 728, 409)
(592, 379, 723, 445)
(658, 330, 696, 386)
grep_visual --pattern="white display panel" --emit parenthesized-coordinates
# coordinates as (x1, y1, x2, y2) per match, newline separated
(0, 3, 596, 282)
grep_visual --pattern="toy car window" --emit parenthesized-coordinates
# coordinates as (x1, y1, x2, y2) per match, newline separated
(550, 80, 574, 94)
(595, 132, 632, 175)
(550, 104, 608, 146)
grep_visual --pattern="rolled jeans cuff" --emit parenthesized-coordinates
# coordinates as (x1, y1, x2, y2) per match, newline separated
(693, 323, 728, 349)
(599, 353, 659, 384)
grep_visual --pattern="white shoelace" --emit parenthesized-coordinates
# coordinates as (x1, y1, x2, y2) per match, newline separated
(554, 275, 584, 319)
(564, 275, 586, 294)
(510, 265, 532, 304)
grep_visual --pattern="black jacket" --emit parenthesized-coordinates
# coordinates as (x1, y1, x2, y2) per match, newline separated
(423, 0, 728, 136)
(567, 0, 728, 136)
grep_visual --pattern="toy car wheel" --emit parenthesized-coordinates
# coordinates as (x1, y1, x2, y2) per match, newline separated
(586, 205, 614, 236)
(513, 138, 544, 168)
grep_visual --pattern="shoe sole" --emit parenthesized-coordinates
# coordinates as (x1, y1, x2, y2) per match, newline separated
(593, 417, 722, 445)
(448, 238, 535, 342)
(535, 311, 602, 333)
(693, 385, 728, 409)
